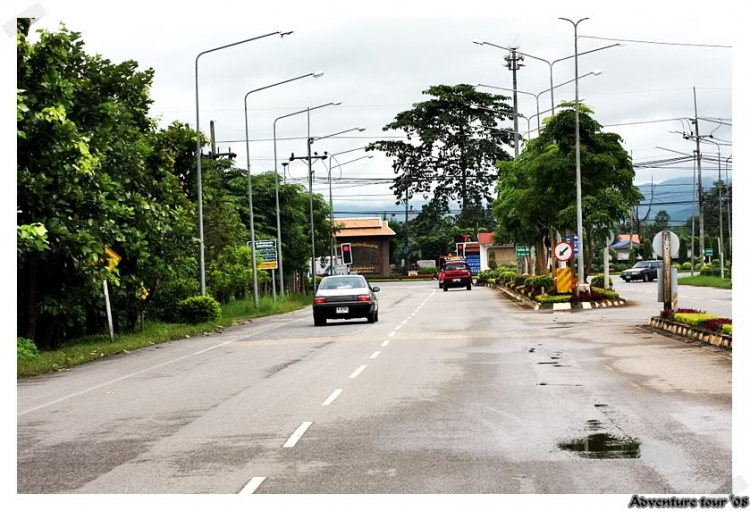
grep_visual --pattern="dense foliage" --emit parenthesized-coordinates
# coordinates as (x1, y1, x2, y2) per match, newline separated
(17, 23, 334, 349)
(493, 102, 643, 277)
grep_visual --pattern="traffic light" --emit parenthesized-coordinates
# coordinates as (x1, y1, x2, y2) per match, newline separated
(341, 243, 353, 265)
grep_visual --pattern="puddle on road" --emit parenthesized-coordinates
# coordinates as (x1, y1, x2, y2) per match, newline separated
(557, 433, 641, 459)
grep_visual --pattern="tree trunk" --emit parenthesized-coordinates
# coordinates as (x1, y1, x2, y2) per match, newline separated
(22, 262, 38, 342)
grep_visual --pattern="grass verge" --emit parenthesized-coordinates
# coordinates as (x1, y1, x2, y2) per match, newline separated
(677, 276, 732, 289)
(17, 294, 311, 379)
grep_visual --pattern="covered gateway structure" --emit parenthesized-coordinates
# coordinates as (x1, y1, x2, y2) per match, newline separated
(333, 217, 396, 276)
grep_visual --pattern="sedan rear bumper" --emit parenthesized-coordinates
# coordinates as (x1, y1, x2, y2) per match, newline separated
(313, 302, 374, 319)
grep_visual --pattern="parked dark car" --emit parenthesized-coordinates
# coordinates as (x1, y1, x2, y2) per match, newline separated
(620, 260, 662, 282)
(312, 275, 379, 326)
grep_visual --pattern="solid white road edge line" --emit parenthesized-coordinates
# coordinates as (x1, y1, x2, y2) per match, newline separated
(322, 389, 343, 406)
(349, 365, 367, 379)
(283, 421, 313, 448)
(370, 351, 381, 359)
(381, 340, 390, 347)
(240, 477, 267, 494)
(18, 316, 310, 417)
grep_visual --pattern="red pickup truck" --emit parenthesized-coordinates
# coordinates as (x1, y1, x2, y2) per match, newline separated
(439, 260, 472, 291)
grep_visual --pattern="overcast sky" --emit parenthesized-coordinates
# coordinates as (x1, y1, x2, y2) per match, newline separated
(17, 0, 733, 216)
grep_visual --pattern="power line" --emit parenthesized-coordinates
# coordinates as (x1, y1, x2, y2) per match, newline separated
(579, 35, 731, 49)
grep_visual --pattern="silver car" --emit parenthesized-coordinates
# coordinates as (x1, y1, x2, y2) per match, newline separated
(313, 275, 380, 326)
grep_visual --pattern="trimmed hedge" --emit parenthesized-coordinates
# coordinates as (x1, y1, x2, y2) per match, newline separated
(590, 287, 620, 300)
(672, 313, 719, 329)
(177, 296, 222, 325)
(722, 324, 732, 336)
(591, 274, 613, 288)
(535, 294, 572, 303)
(526, 275, 554, 290)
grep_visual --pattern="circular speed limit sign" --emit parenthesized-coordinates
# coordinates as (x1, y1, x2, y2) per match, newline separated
(554, 242, 574, 262)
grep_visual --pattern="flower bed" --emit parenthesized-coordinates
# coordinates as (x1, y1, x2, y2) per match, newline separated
(659, 308, 732, 336)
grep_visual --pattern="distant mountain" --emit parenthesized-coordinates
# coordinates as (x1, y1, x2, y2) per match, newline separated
(636, 175, 728, 224)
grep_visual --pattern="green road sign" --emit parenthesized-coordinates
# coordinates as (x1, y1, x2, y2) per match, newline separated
(705, 248, 714, 257)
(515, 246, 530, 257)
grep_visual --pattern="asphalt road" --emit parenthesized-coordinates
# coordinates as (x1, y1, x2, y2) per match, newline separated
(17, 281, 731, 493)
(609, 276, 732, 318)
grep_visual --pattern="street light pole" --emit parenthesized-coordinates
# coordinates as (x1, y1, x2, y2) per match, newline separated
(243, 72, 323, 306)
(702, 138, 724, 278)
(272, 101, 341, 295)
(194, 30, 292, 295)
(560, 17, 589, 287)
(474, 39, 619, 114)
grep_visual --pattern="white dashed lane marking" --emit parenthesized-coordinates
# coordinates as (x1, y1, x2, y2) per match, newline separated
(240, 476, 267, 494)
(349, 365, 367, 379)
(283, 422, 312, 448)
(322, 389, 343, 406)
(387, 331, 395, 337)
(370, 351, 381, 359)
(381, 340, 390, 347)
(395, 325, 402, 330)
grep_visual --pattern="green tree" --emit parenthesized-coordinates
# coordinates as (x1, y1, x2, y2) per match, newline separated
(653, 210, 671, 233)
(17, 25, 196, 347)
(494, 102, 642, 277)
(369, 85, 514, 237)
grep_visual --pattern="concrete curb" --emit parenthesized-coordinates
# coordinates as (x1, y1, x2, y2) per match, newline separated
(482, 282, 628, 313)
(649, 316, 732, 350)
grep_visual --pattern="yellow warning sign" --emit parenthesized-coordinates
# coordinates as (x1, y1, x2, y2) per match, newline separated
(104, 246, 121, 272)
(258, 261, 278, 270)
(556, 267, 573, 294)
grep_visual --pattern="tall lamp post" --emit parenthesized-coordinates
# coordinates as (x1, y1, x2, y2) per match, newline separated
(701, 138, 725, 278)
(473, 39, 620, 115)
(323, 149, 372, 267)
(473, 71, 600, 135)
(273, 101, 341, 295)
(292, 126, 366, 292)
(560, 17, 588, 287)
(242, 71, 324, 306)
(195, 30, 292, 295)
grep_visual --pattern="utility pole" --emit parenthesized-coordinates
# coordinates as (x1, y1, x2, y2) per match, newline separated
(287, 121, 329, 293)
(691, 151, 696, 276)
(692, 87, 705, 264)
(504, 44, 525, 158)
(403, 188, 409, 275)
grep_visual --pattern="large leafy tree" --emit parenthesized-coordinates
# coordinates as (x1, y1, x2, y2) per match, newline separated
(369, 85, 514, 236)
(17, 24, 196, 347)
(494, 102, 643, 276)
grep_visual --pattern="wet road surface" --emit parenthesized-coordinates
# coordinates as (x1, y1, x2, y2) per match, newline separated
(17, 281, 731, 493)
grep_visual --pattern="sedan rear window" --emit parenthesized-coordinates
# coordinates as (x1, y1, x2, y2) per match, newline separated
(319, 277, 366, 290)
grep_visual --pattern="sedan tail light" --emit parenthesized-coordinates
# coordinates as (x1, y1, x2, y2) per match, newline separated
(314, 297, 327, 304)
(357, 295, 371, 302)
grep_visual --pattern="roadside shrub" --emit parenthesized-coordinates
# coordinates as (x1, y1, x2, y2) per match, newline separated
(526, 275, 554, 290)
(417, 267, 435, 275)
(699, 265, 712, 276)
(704, 318, 732, 333)
(17, 337, 39, 362)
(572, 291, 608, 303)
(662, 307, 704, 320)
(721, 324, 732, 336)
(514, 274, 528, 287)
(590, 274, 613, 288)
(148, 277, 200, 323)
(694, 262, 703, 271)
(177, 296, 222, 325)
(501, 271, 517, 283)
(498, 263, 516, 272)
(681, 262, 693, 271)
(315, 275, 323, 285)
(673, 313, 719, 329)
(590, 287, 620, 300)
(487, 278, 496, 285)
(536, 293, 573, 303)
